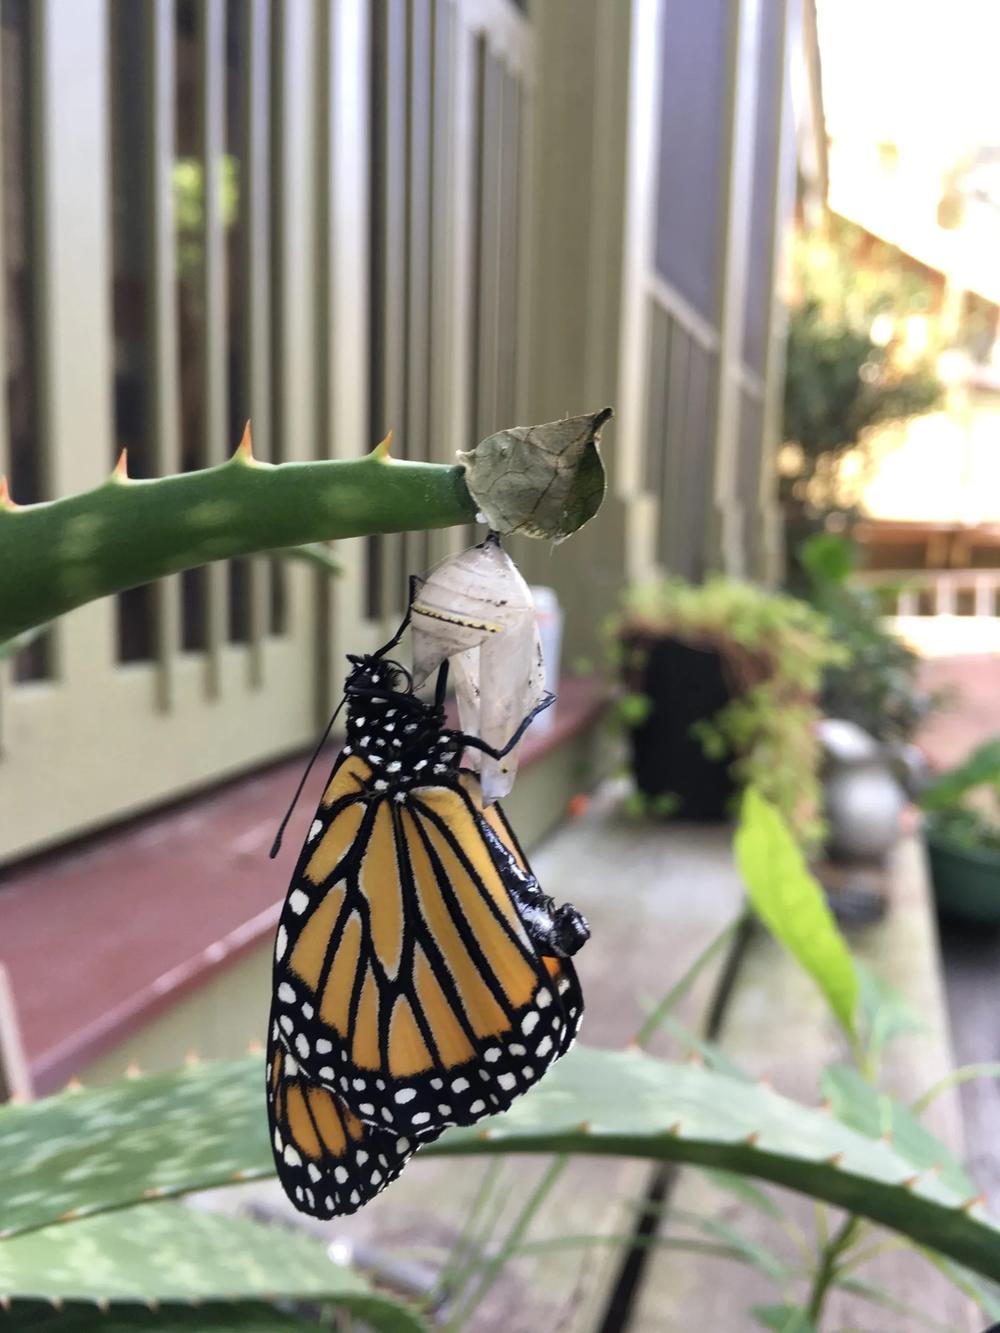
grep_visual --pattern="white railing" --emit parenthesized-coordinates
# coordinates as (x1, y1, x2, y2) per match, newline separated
(856, 569, 1000, 618)
(856, 568, 1000, 656)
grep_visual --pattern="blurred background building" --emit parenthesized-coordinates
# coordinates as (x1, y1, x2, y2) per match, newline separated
(0, 0, 820, 1091)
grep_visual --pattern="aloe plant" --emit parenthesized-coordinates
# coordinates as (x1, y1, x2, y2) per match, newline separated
(0, 1203, 427, 1329)
(0, 411, 611, 643)
(2, 1047, 998, 1285)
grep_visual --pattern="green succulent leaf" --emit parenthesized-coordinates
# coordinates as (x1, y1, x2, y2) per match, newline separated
(0, 1305, 322, 1332)
(735, 787, 859, 1038)
(0, 1203, 427, 1330)
(821, 1064, 975, 1198)
(3, 1049, 1000, 1284)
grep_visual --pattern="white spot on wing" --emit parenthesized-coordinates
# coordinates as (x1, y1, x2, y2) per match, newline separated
(308, 819, 323, 842)
(289, 889, 309, 915)
(498, 1073, 516, 1091)
(395, 1087, 416, 1104)
(275, 925, 288, 960)
(278, 983, 296, 1004)
(521, 1011, 540, 1035)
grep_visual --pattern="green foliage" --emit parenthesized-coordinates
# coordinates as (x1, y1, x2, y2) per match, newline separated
(0, 1204, 426, 1330)
(0, 413, 608, 642)
(5, 1046, 1000, 1292)
(617, 576, 847, 849)
(782, 221, 943, 519)
(735, 789, 859, 1041)
(822, 1066, 973, 1198)
(0, 1306, 324, 1332)
(856, 962, 924, 1069)
(752, 1305, 816, 1332)
(921, 737, 1000, 853)
(799, 532, 940, 743)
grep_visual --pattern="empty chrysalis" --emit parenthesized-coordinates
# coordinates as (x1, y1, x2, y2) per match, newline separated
(410, 535, 547, 803)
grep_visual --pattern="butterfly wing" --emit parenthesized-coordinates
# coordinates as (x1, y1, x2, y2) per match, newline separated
(266, 1020, 437, 1217)
(272, 760, 583, 1136)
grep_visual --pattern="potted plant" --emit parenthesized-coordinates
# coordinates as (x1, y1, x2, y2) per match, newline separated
(920, 738, 1000, 923)
(612, 576, 847, 853)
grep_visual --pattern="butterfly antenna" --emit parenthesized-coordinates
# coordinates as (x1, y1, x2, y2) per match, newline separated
(269, 695, 347, 858)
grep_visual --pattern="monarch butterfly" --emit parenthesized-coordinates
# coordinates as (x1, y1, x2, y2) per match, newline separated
(266, 613, 589, 1217)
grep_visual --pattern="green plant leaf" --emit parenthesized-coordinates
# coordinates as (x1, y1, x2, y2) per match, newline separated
(799, 532, 856, 587)
(921, 738, 1000, 811)
(697, 1168, 784, 1219)
(0, 1304, 322, 1332)
(751, 1304, 816, 1332)
(833, 1275, 957, 1331)
(821, 1065, 974, 1198)
(0, 1203, 427, 1329)
(856, 962, 924, 1066)
(735, 787, 858, 1038)
(673, 1210, 788, 1280)
(615, 692, 653, 726)
(0, 449, 476, 642)
(4, 1050, 1000, 1284)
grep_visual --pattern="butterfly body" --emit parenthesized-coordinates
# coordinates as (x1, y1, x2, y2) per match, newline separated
(266, 646, 588, 1216)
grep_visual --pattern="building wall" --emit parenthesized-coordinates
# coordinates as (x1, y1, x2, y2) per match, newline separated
(0, 0, 534, 864)
(0, 0, 809, 865)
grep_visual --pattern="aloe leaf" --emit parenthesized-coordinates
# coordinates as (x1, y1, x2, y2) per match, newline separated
(821, 1064, 975, 1198)
(0, 1203, 427, 1330)
(0, 1305, 321, 1332)
(4, 1049, 1000, 1284)
(0, 446, 475, 641)
(735, 788, 859, 1039)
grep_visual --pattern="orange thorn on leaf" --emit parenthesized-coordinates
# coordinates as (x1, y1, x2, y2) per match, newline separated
(113, 448, 129, 480)
(125, 1062, 142, 1079)
(65, 1077, 84, 1093)
(235, 421, 254, 461)
(665, 1121, 683, 1136)
(184, 1049, 200, 1067)
(960, 1193, 986, 1213)
(744, 1131, 760, 1147)
(825, 1152, 844, 1168)
(0, 476, 18, 509)
(371, 428, 394, 460)
(900, 1174, 921, 1190)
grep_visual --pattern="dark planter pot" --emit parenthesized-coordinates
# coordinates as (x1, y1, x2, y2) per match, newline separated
(927, 833, 1000, 924)
(624, 634, 736, 821)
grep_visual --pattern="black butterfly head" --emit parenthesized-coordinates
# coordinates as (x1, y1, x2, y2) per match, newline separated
(345, 652, 412, 700)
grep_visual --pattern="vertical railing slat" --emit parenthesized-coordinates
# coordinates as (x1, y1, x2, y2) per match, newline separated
(405, 0, 432, 577)
(495, 64, 518, 426)
(244, 0, 271, 685)
(426, 0, 458, 565)
(145, 0, 182, 710)
(199, 0, 228, 695)
(31, 0, 115, 684)
(375, 0, 408, 621)
(325, 0, 372, 676)
(475, 42, 501, 439)
(0, 12, 11, 738)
